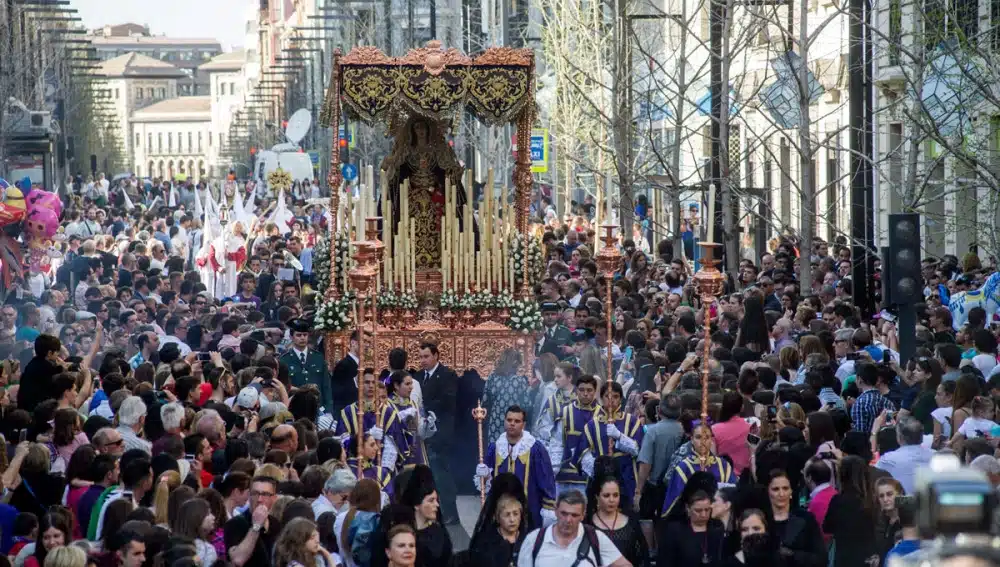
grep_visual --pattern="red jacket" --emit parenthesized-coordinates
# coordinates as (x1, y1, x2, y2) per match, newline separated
(808, 483, 838, 543)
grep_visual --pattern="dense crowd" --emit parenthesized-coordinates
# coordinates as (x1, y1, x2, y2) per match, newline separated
(0, 174, 992, 567)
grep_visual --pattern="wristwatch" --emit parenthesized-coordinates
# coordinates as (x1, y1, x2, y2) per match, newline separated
(251, 523, 263, 533)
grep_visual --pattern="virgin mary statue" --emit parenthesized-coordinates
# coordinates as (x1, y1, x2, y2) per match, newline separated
(379, 116, 471, 271)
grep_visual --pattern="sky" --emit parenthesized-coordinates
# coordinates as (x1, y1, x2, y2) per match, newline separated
(74, 0, 254, 51)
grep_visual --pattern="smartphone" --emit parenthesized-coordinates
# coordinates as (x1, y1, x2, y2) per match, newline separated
(18, 429, 26, 443)
(197, 352, 212, 362)
(882, 351, 891, 366)
(886, 410, 895, 423)
(746, 433, 761, 445)
(767, 405, 777, 420)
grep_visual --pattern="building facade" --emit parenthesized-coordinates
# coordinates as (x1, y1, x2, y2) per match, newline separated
(87, 24, 222, 96)
(131, 97, 212, 181)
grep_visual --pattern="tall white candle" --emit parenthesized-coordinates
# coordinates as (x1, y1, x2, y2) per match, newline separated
(706, 183, 716, 243)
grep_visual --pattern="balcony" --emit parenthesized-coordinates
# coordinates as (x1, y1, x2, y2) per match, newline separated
(875, 65, 906, 94)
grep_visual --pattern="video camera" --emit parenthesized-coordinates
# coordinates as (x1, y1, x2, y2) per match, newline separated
(889, 454, 1000, 567)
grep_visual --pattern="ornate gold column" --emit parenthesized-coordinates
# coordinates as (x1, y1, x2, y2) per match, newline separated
(595, 223, 621, 383)
(513, 92, 535, 297)
(693, 242, 726, 419)
(324, 49, 343, 300)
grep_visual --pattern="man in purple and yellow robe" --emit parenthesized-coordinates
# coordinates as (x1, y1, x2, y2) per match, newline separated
(475, 406, 557, 528)
(336, 400, 408, 471)
(577, 406, 644, 510)
(389, 392, 433, 468)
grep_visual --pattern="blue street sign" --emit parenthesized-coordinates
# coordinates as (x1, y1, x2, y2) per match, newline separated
(342, 163, 358, 181)
(530, 128, 548, 173)
(307, 150, 320, 165)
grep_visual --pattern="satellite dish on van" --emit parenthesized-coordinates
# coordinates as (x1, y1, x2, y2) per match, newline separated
(284, 109, 312, 144)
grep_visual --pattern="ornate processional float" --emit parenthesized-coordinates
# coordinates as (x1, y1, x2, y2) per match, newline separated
(313, 40, 545, 377)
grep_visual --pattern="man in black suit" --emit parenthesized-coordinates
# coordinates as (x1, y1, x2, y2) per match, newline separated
(417, 341, 460, 524)
(18, 334, 65, 412)
(329, 331, 360, 419)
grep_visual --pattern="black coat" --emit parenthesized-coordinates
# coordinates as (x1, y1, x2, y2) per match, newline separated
(17, 356, 62, 414)
(773, 509, 826, 567)
(657, 520, 726, 567)
(419, 363, 458, 449)
(330, 354, 359, 415)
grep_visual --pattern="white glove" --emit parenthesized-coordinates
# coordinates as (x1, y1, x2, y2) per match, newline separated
(606, 423, 622, 440)
(398, 407, 418, 421)
(580, 452, 596, 477)
(536, 427, 551, 442)
(369, 427, 384, 441)
(541, 508, 557, 526)
(476, 463, 491, 478)
(426, 411, 437, 425)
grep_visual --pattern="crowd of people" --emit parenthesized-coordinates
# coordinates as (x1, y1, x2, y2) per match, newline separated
(0, 173, 993, 567)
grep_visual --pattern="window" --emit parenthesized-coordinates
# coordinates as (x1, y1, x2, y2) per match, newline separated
(135, 133, 140, 149)
(147, 133, 152, 152)
(178, 132, 184, 152)
(168, 133, 173, 152)
(137, 88, 144, 100)
(993, 0, 1000, 50)
(115, 88, 120, 100)
(220, 82, 226, 96)
(889, 123, 903, 187)
(220, 133, 225, 148)
(188, 132, 193, 153)
(198, 132, 203, 152)
(925, 0, 979, 49)
(147, 88, 154, 99)
(229, 82, 235, 95)
(158, 133, 163, 153)
(159, 88, 165, 98)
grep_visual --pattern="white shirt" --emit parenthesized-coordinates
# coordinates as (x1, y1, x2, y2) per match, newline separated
(160, 335, 192, 356)
(424, 363, 440, 381)
(958, 417, 999, 438)
(931, 407, 954, 437)
(517, 524, 622, 567)
(312, 494, 336, 519)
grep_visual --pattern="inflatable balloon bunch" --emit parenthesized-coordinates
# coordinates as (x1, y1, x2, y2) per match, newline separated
(0, 177, 63, 285)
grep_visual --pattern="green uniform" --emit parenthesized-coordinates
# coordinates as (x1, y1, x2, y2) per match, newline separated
(281, 348, 333, 412)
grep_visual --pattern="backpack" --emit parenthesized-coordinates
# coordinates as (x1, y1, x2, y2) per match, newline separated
(528, 525, 602, 567)
(347, 510, 379, 567)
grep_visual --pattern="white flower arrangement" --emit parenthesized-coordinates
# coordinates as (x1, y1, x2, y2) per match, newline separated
(332, 230, 352, 285)
(492, 289, 515, 309)
(313, 236, 331, 294)
(377, 289, 399, 309)
(507, 298, 543, 334)
(399, 290, 419, 310)
(457, 291, 477, 310)
(439, 288, 460, 310)
(314, 292, 355, 331)
(511, 233, 544, 290)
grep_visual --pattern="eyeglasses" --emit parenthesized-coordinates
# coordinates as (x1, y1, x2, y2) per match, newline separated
(251, 490, 276, 498)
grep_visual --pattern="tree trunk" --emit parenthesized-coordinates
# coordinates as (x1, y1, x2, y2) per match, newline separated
(797, 0, 814, 296)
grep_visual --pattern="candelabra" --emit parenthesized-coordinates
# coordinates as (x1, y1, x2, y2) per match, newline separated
(692, 242, 726, 420)
(348, 239, 378, 478)
(595, 223, 622, 385)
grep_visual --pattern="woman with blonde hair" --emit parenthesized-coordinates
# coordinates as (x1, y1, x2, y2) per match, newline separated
(256, 462, 287, 482)
(778, 346, 800, 383)
(385, 524, 417, 567)
(776, 402, 807, 431)
(482, 348, 531, 443)
(42, 546, 86, 567)
(152, 470, 181, 526)
(796, 336, 828, 383)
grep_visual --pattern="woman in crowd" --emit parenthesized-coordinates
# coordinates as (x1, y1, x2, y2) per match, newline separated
(275, 517, 336, 567)
(170, 497, 217, 567)
(529, 354, 559, 432)
(385, 525, 417, 567)
(483, 349, 532, 443)
(723, 509, 783, 567)
(469, 474, 530, 567)
(400, 465, 451, 567)
(932, 381, 956, 444)
(658, 490, 726, 565)
(948, 374, 980, 443)
(901, 357, 943, 432)
(822, 456, 880, 567)
(875, 477, 904, 556)
(712, 392, 751, 476)
(585, 472, 648, 567)
(62, 445, 95, 538)
(711, 486, 739, 555)
(51, 409, 89, 471)
(766, 469, 825, 567)
(337, 479, 382, 567)
(24, 508, 72, 567)
(9, 443, 67, 517)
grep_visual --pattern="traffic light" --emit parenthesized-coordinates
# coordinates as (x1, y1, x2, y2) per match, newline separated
(887, 213, 921, 304)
